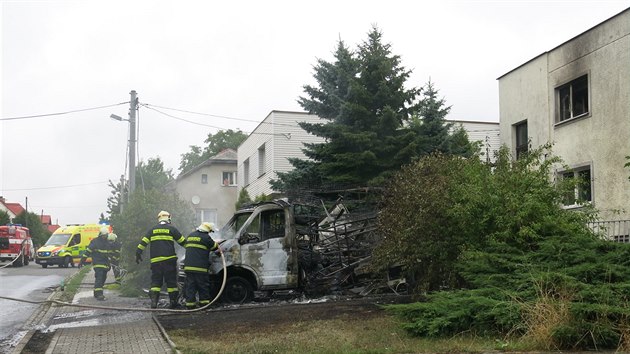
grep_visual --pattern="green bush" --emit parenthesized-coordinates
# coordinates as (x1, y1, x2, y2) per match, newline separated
(378, 145, 630, 350)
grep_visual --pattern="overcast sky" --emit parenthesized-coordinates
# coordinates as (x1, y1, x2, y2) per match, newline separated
(1, 0, 628, 226)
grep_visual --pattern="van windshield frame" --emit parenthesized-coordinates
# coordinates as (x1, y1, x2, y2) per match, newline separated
(45, 234, 71, 246)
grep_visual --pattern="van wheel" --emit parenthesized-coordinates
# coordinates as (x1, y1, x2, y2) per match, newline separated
(42, 264, 48, 268)
(221, 276, 254, 304)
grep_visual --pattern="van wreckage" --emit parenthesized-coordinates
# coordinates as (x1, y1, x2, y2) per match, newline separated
(187, 198, 407, 303)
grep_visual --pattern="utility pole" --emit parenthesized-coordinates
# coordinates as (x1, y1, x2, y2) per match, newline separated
(128, 90, 137, 198)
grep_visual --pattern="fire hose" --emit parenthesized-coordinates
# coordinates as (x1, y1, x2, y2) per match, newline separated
(0, 240, 29, 269)
(0, 246, 228, 313)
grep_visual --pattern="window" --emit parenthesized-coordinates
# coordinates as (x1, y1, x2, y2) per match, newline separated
(258, 144, 266, 177)
(243, 159, 250, 185)
(514, 121, 528, 159)
(222, 171, 237, 186)
(557, 75, 589, 123)
(195, 209, 217, 225)
(201, 174, 208, 184)
(561, 166, 592, 207)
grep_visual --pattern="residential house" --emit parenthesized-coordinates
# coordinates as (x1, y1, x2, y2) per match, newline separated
(238, 110, 501, 198)
(498, 8, 630, 236)
(39, 214, 60, 233)
(166, 148, 238, 228)
(0, 196, 24, 220)
(237, 110, 324, 199)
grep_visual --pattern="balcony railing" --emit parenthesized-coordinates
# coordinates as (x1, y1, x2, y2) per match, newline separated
(587, 220, 630, 243)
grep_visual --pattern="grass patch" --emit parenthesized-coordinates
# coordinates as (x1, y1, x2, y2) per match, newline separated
(57, 266, 91, 302)
(167, 315, 534, 354)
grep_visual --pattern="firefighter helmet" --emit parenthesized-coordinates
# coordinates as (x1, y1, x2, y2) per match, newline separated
(108, 233, 118, 242)
(99, 227, 109, 237)
(197, 222, 215, 233)
(157, 210, 171, 223)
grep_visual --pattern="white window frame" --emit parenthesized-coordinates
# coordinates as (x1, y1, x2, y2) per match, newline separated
(195, 209, 217, 225)
(222, 171, 237, 186)
(559, 164, 592, 208)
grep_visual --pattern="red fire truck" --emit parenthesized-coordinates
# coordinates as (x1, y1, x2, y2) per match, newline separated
(0, 224, 33, 267)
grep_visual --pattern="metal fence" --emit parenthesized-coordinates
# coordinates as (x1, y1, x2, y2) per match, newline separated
(587, 220, 630, 243)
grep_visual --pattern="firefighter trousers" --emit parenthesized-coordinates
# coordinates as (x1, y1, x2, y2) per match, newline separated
(150, 259, 178, 295)
(184, 271, 210, 308)
(94, 267, 108, 298)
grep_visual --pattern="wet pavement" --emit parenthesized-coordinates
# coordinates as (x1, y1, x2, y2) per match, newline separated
(11, 269, 174, 353)
(0, 265, 73, 353)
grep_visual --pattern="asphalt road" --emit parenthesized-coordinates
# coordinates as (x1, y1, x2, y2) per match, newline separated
(0, 261, 76, 353)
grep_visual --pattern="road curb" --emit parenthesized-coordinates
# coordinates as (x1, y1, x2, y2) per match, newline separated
(152, 314, 181, 354)
(10, 269, 84, 354)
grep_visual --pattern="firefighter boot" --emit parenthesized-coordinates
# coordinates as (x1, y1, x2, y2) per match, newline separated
(94, 289, 105, 301)
(149, 291, 160, 309)
(169, 291, 181, 309)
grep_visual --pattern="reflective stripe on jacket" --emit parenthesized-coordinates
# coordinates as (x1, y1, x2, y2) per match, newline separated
(183, 229, 218, 273)
(137, 222, 185, 263)
(84, 236, 110, 268)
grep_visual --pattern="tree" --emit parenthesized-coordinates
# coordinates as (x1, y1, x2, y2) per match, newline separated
(13, 211, 50, 246)
(0, 210, 10, 225)
(235, 188, 252, 210)
(110, 188, 194, 296)
(135, 157, 174, 193)
(403, 81, 477, 160)
(179, 129, 247, 174)
(106, 157, 174, 219)
(273, 27, 476, 193)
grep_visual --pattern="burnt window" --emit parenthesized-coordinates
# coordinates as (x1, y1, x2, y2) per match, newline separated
(561, 166, 592, 207)
(557, 75, 589, 123)
(514, 120, 528, 159)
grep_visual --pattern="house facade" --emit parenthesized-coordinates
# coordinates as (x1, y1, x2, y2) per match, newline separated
(450, 120, 500, 163)
(237, 110, 325, 198)
(167, 149, 238, 227)
(238, 111, 500, 198)
(498, 9, 630, 224)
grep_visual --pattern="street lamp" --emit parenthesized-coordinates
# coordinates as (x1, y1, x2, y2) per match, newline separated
(111, 90, 138, 201)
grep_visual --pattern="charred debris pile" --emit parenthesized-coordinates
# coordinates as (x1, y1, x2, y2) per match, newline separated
(286, 188, 406, 297)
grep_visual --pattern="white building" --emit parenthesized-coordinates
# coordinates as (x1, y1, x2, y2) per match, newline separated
(238, 111, 324, 199)
(498, 8, 630, 227)
(239, 111, 500, 198)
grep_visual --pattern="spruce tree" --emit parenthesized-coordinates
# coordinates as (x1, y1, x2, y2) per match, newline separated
(291, 26, 419, 188)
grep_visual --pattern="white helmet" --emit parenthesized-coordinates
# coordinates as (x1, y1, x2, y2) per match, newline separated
(108, 233, 118, 242)
(197, 222, 215, 233)
(157, 210, 171, 223)
(99, 227, 110, 237)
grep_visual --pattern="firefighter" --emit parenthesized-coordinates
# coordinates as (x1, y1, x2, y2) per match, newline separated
(107, 233, 123, 285)
(136, 210, 186, 309)
(79, 227, 111, 300)
(183, 222, 218, 309)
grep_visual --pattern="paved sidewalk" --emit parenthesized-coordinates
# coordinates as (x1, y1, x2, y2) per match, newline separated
(12, 268, 177, 354)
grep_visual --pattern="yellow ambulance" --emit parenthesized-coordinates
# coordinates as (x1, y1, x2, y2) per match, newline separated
(35, 224, 111, 268)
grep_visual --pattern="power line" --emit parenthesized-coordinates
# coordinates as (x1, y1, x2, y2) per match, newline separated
(142, 103, 261, 124)
(141, 104, 292, 137)
(3, 180, 109, 191)
(0, 102, 129, 121)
